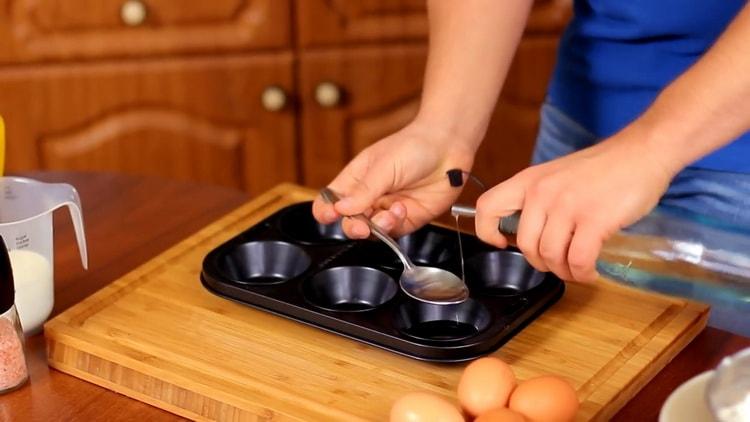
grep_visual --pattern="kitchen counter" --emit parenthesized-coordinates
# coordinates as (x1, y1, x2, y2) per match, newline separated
(2, 171, 748, 421)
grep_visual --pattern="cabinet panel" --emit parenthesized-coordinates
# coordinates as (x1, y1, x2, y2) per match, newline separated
(299, 38, 565, 190)
(299, 1, 572, 190)
(296, 0, 571, 47)
(0, 0, 291, 63)
(0, 54, 297, 194)
(472, 41, 563, 186)
(296, 0, 427, 47)
(298, 45, 427, 188)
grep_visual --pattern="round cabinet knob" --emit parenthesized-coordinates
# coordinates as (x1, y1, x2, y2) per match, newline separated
(121, 0, 147, 27)
(314, 82, 342, 108)
(260, 86, 288, 112)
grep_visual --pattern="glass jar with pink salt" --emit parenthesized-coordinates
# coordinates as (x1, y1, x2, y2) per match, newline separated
(0, 235, 28, 394)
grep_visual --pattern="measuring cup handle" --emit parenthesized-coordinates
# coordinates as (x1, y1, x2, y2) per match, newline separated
(50, 183, 89, 270)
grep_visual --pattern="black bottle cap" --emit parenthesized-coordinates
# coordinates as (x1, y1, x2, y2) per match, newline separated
(0, 235, 14, 314)
(447, 169, 464, 187)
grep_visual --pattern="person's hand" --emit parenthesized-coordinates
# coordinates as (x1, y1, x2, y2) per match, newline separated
(474, 133, 678, 282)
(312, 122, 476, 239)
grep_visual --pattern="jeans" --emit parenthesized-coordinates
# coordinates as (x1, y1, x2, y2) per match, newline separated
(532, 102, 750, 337)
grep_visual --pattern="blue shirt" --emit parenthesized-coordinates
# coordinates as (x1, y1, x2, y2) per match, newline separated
(548, 0, 748, 172)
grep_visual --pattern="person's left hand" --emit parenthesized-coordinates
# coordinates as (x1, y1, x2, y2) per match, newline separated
(474, 133, 677, 282)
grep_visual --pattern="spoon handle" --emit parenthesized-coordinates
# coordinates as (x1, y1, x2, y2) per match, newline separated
(319, 188, 415, 270)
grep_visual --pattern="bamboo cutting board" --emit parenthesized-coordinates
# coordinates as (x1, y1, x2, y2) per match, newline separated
(44, 184, 708, 421)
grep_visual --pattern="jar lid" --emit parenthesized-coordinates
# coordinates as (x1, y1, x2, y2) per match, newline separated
(0, 235, 14, 313)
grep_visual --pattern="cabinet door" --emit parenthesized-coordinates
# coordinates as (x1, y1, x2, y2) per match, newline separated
(296, 0, 427, 47)
(298, 45, 427, 188)
(299, 0, 572, 191)
(0, 54, 297, 194)
(473, 0, 573, 186)
(0, 0, 290, 63)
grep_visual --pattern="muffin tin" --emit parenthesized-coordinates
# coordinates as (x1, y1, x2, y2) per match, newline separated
(201, 201, 564, 362)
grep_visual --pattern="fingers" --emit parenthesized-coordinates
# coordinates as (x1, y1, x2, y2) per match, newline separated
(535, 216, 602, 282)
(316, 148, 402, 238)
(567, 224, 603, 282)
(384, 202, 413, 237)
(331, 164, 394, 217)
(340, 202, 408, 239)
(515, 206, 549, 272)
(341, 218, 370, 239)
(522, 214, 601, 281)
(475, 180, 525, 249)
(538, 213, 575, 280)
(312, 196, 340, 225)
(371, 209, 398, 233)
(472, 170, 601, 281)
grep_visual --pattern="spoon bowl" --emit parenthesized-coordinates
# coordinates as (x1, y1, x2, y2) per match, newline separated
(320, 188, 469, 305)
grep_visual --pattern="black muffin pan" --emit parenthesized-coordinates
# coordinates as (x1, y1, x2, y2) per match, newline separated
(201, 201, 564, 362)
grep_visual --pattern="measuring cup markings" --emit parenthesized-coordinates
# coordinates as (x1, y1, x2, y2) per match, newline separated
(0, 177, 88, 335)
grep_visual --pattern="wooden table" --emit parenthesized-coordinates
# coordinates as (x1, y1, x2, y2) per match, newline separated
(1, 171, 748, 421)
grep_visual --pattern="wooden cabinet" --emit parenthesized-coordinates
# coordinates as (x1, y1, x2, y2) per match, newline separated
(0, 54, 296, 192)
(298, 45, 426, 187)
(296, 0, 427, 46)
(299, 0, 572, 189)
(0, 0, 290, 62)
(0, 0, 296, 196)
(0, 0, 571, 196)
(474, 1, 572, 186)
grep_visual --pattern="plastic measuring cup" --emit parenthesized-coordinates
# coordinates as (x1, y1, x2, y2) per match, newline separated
(0, 177, 87, 334)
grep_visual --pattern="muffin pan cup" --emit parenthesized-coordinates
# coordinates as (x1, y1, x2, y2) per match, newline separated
(201, 202, 564, 362)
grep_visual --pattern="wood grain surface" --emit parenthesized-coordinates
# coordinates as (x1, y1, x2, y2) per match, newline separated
(0, 0, 290, 62)
(45, 183, 710, 421)
(2, 171, 248, 421)
(2, 172, 747, 421)
(0, 55, 297, 195)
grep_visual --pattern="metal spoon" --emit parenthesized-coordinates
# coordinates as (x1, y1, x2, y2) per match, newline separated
(320, 188, 469, 304)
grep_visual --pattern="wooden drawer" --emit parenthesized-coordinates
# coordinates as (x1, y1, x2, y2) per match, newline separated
(296, 0, 571, 47)
(0, 54, 297, 194)
(296, 0, 427, 47)
(0, 0, 291, 63)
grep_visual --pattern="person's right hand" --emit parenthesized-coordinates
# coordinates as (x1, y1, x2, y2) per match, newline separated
(312, 121, 477, 239)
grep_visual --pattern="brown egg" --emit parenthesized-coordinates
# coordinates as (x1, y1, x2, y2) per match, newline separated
(389, 391, 465, 422)
(457, 357, 517, 416)
(475, 407, 527, 422)
(508, 375, 579, 422)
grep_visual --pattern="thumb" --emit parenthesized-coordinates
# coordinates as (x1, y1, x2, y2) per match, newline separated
(477, 174, 529, 216)
(475, 176, 528, 248)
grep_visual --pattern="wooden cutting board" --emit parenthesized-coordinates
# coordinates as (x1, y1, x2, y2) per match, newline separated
(44, 183, 709, 421)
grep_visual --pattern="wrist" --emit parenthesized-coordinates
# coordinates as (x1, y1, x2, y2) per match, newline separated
(402, 118, 481, 167)
(623, 83, 732, 175)
(411, 106, 489, 152)
(612, 120, 688, 180)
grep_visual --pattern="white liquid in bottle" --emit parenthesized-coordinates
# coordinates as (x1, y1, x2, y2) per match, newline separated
(9, 249, 53, 335)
